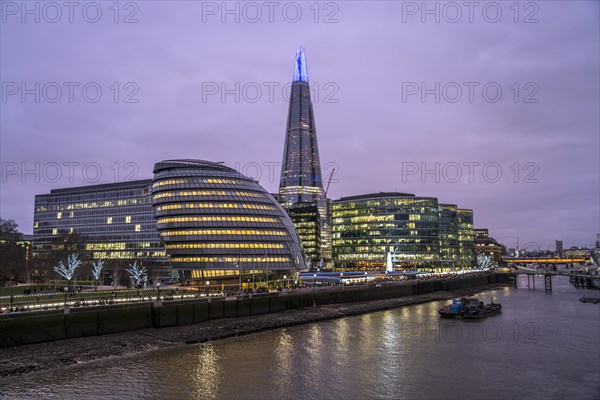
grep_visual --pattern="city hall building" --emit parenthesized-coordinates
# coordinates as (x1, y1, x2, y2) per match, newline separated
(152, 159, 305, 286)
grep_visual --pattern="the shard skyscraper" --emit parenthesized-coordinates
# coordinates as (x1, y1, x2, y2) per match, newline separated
(279, 47, 331, 263)
(279, 47, 324, 207)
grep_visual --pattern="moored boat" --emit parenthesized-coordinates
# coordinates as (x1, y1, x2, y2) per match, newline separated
(579, 297, 599, 304)
(439, 297, 502, 319)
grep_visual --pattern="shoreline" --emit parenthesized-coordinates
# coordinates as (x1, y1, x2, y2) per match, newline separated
(0, 283, 507, 378)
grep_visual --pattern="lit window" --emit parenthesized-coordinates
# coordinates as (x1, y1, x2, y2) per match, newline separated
(125, 216, 132, 223)
(57, 212, 62, 219)
(107, 217, 113, 224)
(52, 228, 57, 235)
(135, 224, 141, 232)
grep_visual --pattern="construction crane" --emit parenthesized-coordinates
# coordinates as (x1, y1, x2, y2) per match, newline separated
(324, 167, 335, 197)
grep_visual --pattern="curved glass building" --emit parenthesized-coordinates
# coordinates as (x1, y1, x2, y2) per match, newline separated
(152, 160, 305, 287)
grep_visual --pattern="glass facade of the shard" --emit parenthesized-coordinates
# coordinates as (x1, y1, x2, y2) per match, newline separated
(279, 47, 331, 262)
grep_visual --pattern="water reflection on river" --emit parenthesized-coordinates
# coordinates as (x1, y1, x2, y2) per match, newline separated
(1, 276, 599, 399)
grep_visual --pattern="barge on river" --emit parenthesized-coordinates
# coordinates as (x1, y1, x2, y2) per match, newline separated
(438, 297, 502, 319)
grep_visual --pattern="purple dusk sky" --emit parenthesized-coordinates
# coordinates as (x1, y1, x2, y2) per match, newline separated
(1, 1, 598, 250)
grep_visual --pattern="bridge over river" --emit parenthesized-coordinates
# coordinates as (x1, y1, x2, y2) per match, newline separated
(496, 266, 600, 291)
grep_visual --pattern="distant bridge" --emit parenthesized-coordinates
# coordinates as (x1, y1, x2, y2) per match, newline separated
(495, 266, 599, 291)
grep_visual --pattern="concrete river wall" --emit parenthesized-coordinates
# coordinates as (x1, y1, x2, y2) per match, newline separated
(0, 274, 499, 348)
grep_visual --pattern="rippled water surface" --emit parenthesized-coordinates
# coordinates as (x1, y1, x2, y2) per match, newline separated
(1, 276, 599, 400)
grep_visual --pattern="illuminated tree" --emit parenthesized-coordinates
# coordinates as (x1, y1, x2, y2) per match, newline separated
(91, 259, 104, 290)
(54, 253, 82, 282)
(477, 254, 493, 270)
(125, 261, 147, 287)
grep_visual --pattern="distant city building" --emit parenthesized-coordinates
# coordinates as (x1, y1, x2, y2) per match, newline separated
(555, 240, 564, 257)
(456, 209, 475, 268)
(563, 247, 592, 259)
(474, 228, 489, 238)
(33, 180, 168, 280)
(474, 228, 504, 265)
(285, 202, 321, 262)
(152, 160, 305, 286)
(278, 47, 331, 262)
(331, 192, 475, 271)
(439, 204, 459, 268)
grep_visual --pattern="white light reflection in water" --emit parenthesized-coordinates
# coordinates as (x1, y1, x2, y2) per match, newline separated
(191, 343, 222, 399)
(271, 329, 293, 397)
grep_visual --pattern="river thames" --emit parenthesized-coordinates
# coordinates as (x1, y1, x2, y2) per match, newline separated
(1, 276, 598, 400)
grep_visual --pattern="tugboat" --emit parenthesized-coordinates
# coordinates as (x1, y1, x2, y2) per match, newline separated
(439, 297, 502, 319)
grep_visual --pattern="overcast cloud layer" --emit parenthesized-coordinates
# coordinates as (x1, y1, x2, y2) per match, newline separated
(1, 1, 599, 249)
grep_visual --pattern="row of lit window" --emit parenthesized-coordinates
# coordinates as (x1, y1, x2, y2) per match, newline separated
(152, 178, 243, 189)
(279, 186, 323, 193)
(85, 242, 154, 251)
(106, 218, 141, 230)
(335, 253, 438, 261)
(190, 269, 267, 279)
(332, 215, 395, 224)
(59, 199, 143, 211)
(160, 229, 288, 237)
(154, 190, 264, 199)
(172, 256, 290, 263)
(157, 216, 279, 224)
(332, 198, 436, 209)
(155, 203, 278, 211)
(152, 179, 186, 188)
(50, 223, 142, 235)
(191, 270, 237, 278)
(333, 238, 440, 245)
(91, 251, 167, 259)
(154, 191, 225, 199)
(166, 243, 285, 250)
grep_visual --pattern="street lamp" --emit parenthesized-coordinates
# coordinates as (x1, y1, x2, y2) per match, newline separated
(283, 275, 287, 289)
(340, 272, 344, 286)
(313, 273, 317, 287)
(156, 282, 160, 300)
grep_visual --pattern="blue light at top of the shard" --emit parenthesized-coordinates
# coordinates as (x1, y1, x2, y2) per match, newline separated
(293, 46, 309, 83)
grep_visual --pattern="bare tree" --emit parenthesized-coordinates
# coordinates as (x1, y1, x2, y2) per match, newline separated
(0, 218, 25, 285)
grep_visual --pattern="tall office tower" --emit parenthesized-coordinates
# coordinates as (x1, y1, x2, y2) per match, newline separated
(279, 47, 324, 207)
(279, 47, 331, 263)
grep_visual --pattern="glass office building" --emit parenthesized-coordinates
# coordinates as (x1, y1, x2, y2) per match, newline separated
(286, 202, 321, 263)
(457, 209, 476, 268)
(33, 180, 169, 278)
(278, 47, 331, 262)
(331, 193, 475, 271)
(439, 203, 460, 268)
(153, 159, 305, 286)
(332, 193, 441, 270)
